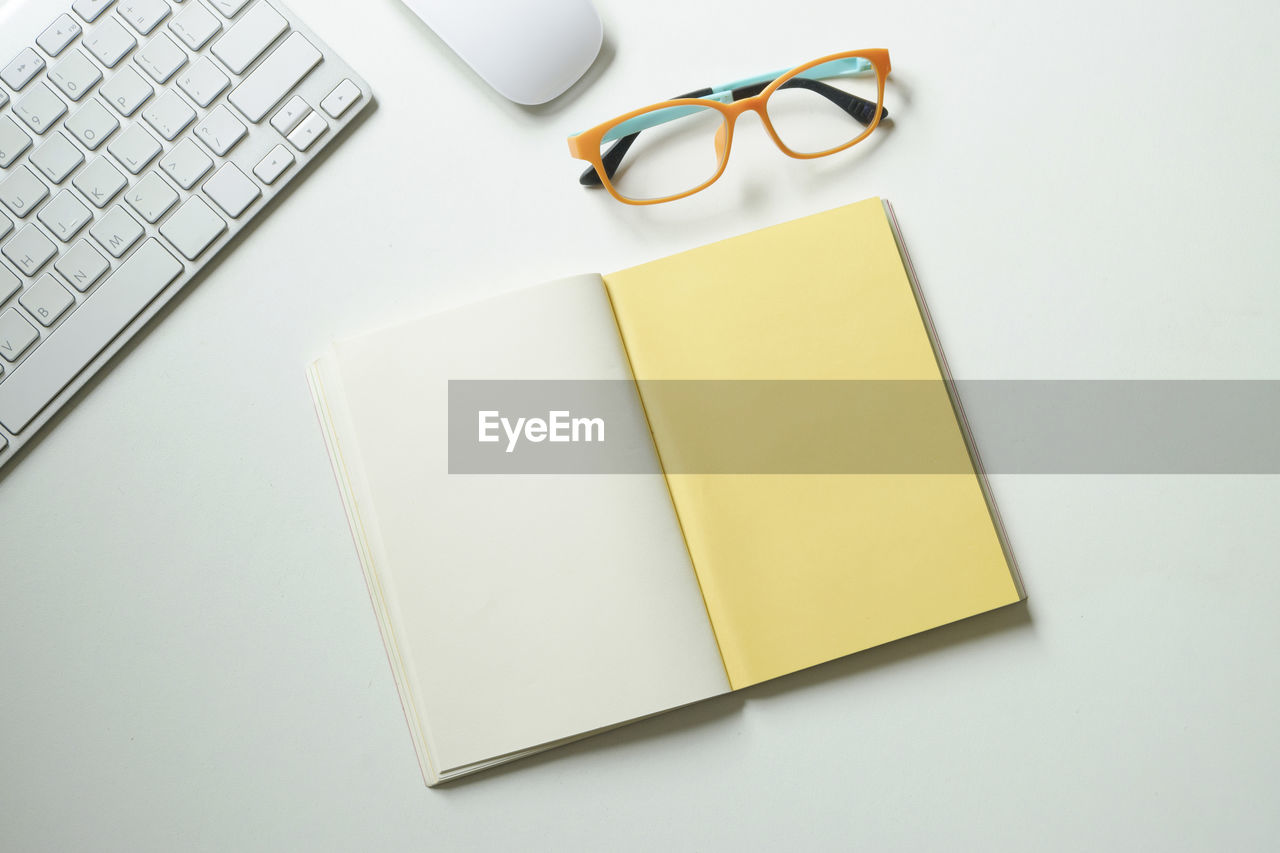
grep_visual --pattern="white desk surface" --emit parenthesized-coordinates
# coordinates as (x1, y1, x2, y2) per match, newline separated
(3, 0, 1278, 850)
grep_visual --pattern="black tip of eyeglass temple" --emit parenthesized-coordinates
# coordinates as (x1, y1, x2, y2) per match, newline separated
(858, 102, 889, 124)
(581, 132, 640, 186)
(580, 87, 716, 188)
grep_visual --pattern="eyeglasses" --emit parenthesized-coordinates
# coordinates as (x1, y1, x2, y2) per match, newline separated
(567, 49, 892, 205)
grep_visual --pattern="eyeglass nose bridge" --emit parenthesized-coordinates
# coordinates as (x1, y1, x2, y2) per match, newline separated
(711, 94, 776, 163)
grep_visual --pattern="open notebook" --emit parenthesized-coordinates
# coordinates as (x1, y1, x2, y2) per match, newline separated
(307, 198, 1025, 785)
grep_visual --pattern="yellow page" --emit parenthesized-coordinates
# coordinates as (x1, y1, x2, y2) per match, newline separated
(602, 198, 1024, 689)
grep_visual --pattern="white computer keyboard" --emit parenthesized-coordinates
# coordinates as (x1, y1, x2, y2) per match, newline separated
(0, 0, 370, 468)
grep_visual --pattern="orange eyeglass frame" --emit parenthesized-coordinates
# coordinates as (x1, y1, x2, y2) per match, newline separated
(567, 49, 892, 205)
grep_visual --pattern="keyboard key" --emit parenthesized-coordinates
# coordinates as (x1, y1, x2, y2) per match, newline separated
(252, 144, 293, 184)
(203, 163, 260, 217)
(177, 57, 229, 108)
(38, 189, 94, 242)
(119, 0, 171, 35)
(2, 224, 57, 276)
(14, 84, 68, 135)
(208, 0, 253, 18)
(170, 2, 222, 50)
(0, 240, 183, 433)
(0, 308, 39, 363)
(286, 111, 327, 152)
(2, 49, 46, 91)
(0, 1, 364, 461)
(160, 139, 213, 190)
(73, 156, 128, 208)
(126, 172, 179, 223)
(0, 166, 50, 219)
(48, 50, 102, 102)
(0, 264, 19, 303)
(142, 90, 197, 140)
(212, 2, 288, 74)
(107, 124, 162, 174)
(0, 117, 34, 168)
(91, 206, 145, 258)
(84, 18, 137, 68)
(321, 79, 362, 119)
(20, 275, 75, 327)
(229, 32, 321, 123)
(38, 16, 85, 58)
(194, 105, 246, 156)
(136, 33, 188, 84)
(101, 66, 153, 116)
(65, 98, 120, 150)
(160, 197, 225, 260)
(269, 95, 308, 134)
(56, 240, 110, 292)
(72, 0, 118, 23)
(30, 133, 86, 184)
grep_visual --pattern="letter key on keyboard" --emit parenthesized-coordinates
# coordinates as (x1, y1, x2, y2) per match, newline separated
(0, 0, 371, 465)
(0, 241, 182, 433)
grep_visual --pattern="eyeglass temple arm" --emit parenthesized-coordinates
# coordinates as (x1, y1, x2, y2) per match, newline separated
(579, 57, 888, 187)
(578, 87, 705, 187)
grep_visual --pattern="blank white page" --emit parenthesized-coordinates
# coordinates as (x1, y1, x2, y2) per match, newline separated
(312, 275, 729, 779)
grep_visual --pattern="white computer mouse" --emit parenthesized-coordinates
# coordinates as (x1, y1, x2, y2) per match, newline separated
(401, 0, 604, 105)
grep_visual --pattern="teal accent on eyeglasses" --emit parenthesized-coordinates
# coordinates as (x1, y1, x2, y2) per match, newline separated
(718, 56, 874, 94)
(587, 57, 876, 144)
